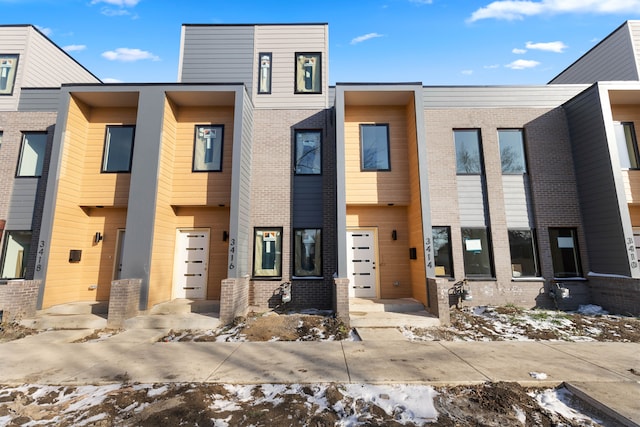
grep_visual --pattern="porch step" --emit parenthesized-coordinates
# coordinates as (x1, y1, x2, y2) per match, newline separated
(42, 301, 108, 315)
(349, 310, 440, 329)
(20, 313, 107, 330)
(149, 299, 220, 315)
(123, 312, 220, 330)
(349, 298, 426, 313)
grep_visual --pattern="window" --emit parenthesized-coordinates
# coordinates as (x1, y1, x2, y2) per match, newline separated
(360, 124, 390, 171)
(258, 52, 272, 94)
(461, 227, 494, 278)
(0, 231, 32, 279)
(193, 125, 224, 172)
(253, 228, 282, 277)
(499, 129, 527, 174)
(17, 132, 47, 177)
(614, 122, 639, 169)
(294, 52, 321, 94)
(295, 130, 321, 174)
(549, 228, 582, 278)
(0, 54, 19, 96)
(102, 125, 135, 172)
(294, 229, 321, 277)
(0, 130, 3, 150)
(508, 229, 540, 277)
(454, 129, 482, 174)
(433, 226, 453, 277)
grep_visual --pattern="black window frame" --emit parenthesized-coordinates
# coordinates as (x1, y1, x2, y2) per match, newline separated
(16, 131, 47, 178)
(0, 230, 32, 280)
(252, 227, 283, 279)
(433, 226, 454, 278)
(101, 125, 135, 173)
(617, 121, 640, 169)
(294, 129, 322, 175)
(498, 128, 528, 174)
(360, 123, 391, 172)
(461, 227, 495, 279)
(293, 228, 322, 278)
(508, 228, 541, 278)
(549, 227, 583, 278)
(0, 54, 19, 96)
(454, 129, 483, 175)
(294, 52, 322, 94)
(192, 124, 224, 172)
(257, 52, 272, 95)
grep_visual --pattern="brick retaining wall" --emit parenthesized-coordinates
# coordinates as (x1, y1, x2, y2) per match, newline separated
(220, 276, 249, 324)
(107, 279, 141, 328)
(0, 280, 40, 323)
(587, 277, 640, 316)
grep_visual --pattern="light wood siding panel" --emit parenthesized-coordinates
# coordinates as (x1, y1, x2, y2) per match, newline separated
(174, 207, 230, 299)
(347, 206, 412, 298)
(345, 105, 410, 205)
(6, 179, 38, 229)
(423, 86, 588, 109)
(629, 205, 640, 226)
(612, 104, 640, 204)
(457, 176, 486, 226)
(503, 175, 534, 228)
(405, 100, 427, 304)
(171, 106, 234, 206)
(551, 23, 637, 84)
(0, 27, 28, 111)
(89, 208, 127, 301)
(253, 25, 328, 109)
(78, 107, 136, 207)
(180, 26, 254, 92)
(148, 98, 178, 307)
(564, 87, 629, 274)
(17, 88, 60, 112)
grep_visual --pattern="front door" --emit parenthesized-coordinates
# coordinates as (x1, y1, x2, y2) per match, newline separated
(172, 229, 209, 299)
(347, 229, 377, 298)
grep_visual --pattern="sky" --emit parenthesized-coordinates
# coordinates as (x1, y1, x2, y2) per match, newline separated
(2, 0, 640, 86)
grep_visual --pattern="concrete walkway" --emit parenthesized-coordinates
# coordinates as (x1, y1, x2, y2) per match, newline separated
(0, 330, 639, 425)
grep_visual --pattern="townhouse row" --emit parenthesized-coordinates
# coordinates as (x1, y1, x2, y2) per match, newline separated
(1, 22, 639, 321)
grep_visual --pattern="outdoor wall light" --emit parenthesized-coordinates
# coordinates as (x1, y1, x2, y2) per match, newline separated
(94, 232, 103, 244)
(222, 231, 229, 242)
(392, 230, 397, 240)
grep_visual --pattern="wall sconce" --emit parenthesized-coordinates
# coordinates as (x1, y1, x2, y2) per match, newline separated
(222, 231, 229, 242)
(94, 232, 103, 244)
(392, 230, 397, 240)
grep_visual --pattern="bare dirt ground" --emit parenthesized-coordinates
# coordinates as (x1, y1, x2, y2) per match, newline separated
(0, 322, 36, 343)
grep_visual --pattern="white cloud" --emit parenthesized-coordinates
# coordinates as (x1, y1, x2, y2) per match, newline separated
(350, 33, 384, 45)
(63, 44, 87, 52)
(91, 0, 140, 6)
(102, 77, 123, 83)
(506, 59, 541, 69)
(484, 64, 500, 69)
(36, 25, 52, 36)
(468, 0, 640, 22)
(512, 48, 527, 54)
(461, 70, 474, 75)
(526, 40, 568, 52)
(101, 7, 130, 16)
(409, 0, 433, 4)
(102, 48, 159, 62)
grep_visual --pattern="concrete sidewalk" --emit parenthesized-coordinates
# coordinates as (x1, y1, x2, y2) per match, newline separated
(1, 331, 639, 425)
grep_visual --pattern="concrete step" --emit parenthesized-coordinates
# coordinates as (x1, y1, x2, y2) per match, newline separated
(149, 299, 220, 315)
(42, 301, 108, 315)
(124, 312, 220, 330)
(355, 327, 407, 341)
(20, 314, 107, 330)
(349, 298, 425, 313)
(349, 310, 440, 329)
(565, 382, 640, 427)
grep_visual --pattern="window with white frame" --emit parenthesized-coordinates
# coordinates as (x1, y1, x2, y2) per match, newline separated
(17, 132, 47, 177)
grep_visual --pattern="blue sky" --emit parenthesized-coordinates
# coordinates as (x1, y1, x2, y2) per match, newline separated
(3, 0, 640, 85)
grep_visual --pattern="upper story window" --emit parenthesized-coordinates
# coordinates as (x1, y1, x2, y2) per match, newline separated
(17, 132, 47, 177)
(257, 53, 272, 94)
(294, 52, 321, 94)
(295, 130, 321, 175)
(102, 125, 135, 173)
(360, 124, 390, 171)
(0, 54, 19, 96)
(193, 124, 224, 172)
(454, 129, 482, 174)
(614, 121, 639, 169)
(498, 129, 527, 174)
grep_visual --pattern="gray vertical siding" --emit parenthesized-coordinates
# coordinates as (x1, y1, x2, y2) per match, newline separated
(228, 87, 254, 278)
(179, 26, 255, 94)
(563, 85, 630, 275)
(6, 179, 38, 230)
(503, 175, 534, 228)
(17, 88, 60, 112)
(550, 22, 638, 84)
(457, 176, 487, 227)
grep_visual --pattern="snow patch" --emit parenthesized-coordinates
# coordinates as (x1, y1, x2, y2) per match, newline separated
(529, 372, 548, 380)
(577, 305, 609, 316)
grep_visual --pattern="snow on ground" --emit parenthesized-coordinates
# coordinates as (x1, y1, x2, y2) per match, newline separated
(532, 387, 603, 426)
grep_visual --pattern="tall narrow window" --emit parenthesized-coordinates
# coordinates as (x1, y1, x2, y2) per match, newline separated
(295, 130, 321, 174)
(193, 124, 224, 172)
(102, 125, 135, 172)
(454, 129, 482, 174)
(294, 229, 322, 277)
(499, 129, 527, 174)
(257, 52, 272, 94)
(360, 124, 390, 171)
(0, 130, 3, 150)
(433, 226, 453, 277)
(253, 228, 282, 278)
(549, 228, 582, 278)
(0, 54, 19, 96)
(614, 122, 639, 169)
(294, 52, 321, 94)
(461, 227, 494, 278)
(0, 230, 32, 279)
(17, 132, 47, 177)
(508, 229, 540, 277)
